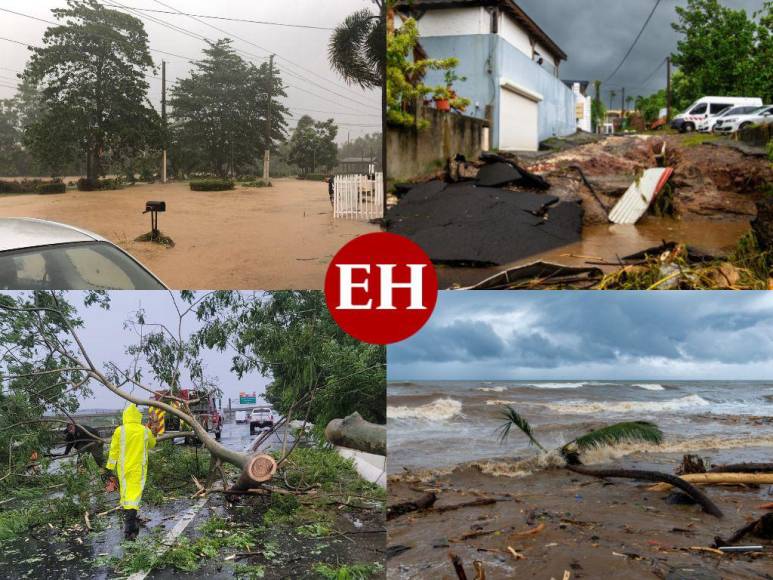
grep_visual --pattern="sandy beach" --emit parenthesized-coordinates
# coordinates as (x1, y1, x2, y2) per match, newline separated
(0, 178, 377, 289)
(387, 381, 773, 578)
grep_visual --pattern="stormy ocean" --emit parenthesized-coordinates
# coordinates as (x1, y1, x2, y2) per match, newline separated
(387, 380, 773, 474)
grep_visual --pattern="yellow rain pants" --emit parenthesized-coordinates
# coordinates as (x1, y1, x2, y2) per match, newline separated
(106, 404, 156, 510)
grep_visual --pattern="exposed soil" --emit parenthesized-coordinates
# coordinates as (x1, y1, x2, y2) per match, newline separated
(0, 179, 377, 289)
(388, 450, 773, 579)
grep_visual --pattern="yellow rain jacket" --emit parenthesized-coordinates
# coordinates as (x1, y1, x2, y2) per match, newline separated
(106, 404, 156, 510)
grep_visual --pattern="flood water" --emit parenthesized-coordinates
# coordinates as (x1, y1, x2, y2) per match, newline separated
(438, 217, 751, 288)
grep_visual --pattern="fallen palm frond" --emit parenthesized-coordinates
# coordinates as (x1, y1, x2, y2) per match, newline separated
(497, 406, 547, 452)
(563, 421, 663, 455)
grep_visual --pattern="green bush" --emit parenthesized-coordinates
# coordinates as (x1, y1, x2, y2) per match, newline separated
(241, 180, 270, 188)
(0, 179, 66, 194)
(77, 177, 125, 191)
(297, 174, 328, 181)
(767, 139, 773, 162)
(38, 181, 66, 194)
(189, 178, 235, 191)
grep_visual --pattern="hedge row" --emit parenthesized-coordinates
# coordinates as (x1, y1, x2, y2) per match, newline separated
(0, 179, 66, 194)
(190, 178, 235, 191)
(297, 174, 329, 182)
(77, 177, 125, 191)
(240, 180, 271, 188)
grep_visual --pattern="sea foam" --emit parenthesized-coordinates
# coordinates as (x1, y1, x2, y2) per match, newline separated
(388, 398, 463, 421)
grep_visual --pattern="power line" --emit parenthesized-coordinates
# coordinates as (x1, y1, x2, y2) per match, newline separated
(605, 0, 664, 82)
(146, 0, 376, 107)
(104, 5, 334, 31)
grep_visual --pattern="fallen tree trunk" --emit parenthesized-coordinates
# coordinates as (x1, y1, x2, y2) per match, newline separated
(648, 473, 773, 492)
(567, 465, 723, 518)
(709, 463, 773, 473)
(325, 412, 386, 455)
(387, 491, 436, 520)
(714, 513, 773, 547)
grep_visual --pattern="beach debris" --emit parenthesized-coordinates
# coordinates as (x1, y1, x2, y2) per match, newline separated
(387, 491, 436, 520)
(688, 546, 725, 556)
(608, 168, 674, 224)
(466, 262, 603, 290)
(714, 513, 773, 547)
(386, 544, 411, 559)
(708, 463, 773, 473)
(568, 466, 723, 518)
(677, 454, 709, 475)
(506, 546, 526, 560)
(432, 497, 502, 514)
(509, 522, 545, 539)
(562, 571, 571, 580)
(648, 473, 773, 492)
(449, 552, 468, 580)
(758, 502, 773, 510)
(473, 560, 486, 580)
(718, 545, 765, 553)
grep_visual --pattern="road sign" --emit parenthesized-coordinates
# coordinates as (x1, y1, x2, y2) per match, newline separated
(239, 392, 257, 405)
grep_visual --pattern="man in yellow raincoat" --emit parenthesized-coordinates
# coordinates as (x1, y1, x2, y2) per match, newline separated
(106, 404, 158, 540)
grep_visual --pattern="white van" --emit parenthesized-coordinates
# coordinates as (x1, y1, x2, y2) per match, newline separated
(234, 410, 247, 424)
(671, 96, 763, 132)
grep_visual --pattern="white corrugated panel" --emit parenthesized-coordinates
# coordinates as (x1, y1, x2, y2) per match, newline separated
(608, 168, 674, 225)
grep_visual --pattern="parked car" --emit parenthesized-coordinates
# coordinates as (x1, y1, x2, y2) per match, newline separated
(0, 218, 166, 290)
(697, 105, 761, 133)
(234, 411, 247, 424)
(713, 105, 773, 134)
(249, 407, 275, 435)
(670, 97, 762, 132)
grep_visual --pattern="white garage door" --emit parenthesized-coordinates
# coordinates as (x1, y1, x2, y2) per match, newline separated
(499, 82, 541, 152)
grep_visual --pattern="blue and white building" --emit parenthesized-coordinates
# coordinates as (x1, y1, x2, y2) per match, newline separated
(397, 0, 577, 151)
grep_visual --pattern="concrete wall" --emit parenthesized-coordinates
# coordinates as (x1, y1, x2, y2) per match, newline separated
(419, 35, 576, 149)
(386, 107, 487, 181)
(498, 12, 532, 57)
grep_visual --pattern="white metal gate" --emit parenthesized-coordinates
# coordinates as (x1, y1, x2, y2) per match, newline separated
(333, 172, 384, 220)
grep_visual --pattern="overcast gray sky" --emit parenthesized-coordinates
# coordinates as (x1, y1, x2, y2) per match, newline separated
(0, 0, 380, 142)
(389, 292, 773, 381)
(517, 0, 765, 98)
(64, 291, 270, 410)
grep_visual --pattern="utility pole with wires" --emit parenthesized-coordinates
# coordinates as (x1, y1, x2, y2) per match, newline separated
(666, 56, 672, 122)
(621, 87, 626, 120)
(161, 59, 167, 183)
(263, 53, 274, 185)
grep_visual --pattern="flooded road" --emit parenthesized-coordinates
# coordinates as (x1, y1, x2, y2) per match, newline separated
(438, 217, 750, 288)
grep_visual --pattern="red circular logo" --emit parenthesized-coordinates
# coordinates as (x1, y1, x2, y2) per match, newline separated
(325, 232, 438, 345)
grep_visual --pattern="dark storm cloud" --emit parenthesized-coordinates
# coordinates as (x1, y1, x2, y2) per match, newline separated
(516, 0, 765, 97)
(388, 292, 773, 378)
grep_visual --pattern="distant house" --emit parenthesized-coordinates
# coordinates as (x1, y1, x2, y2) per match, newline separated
(396, 0, 577, 151)
(338, 157, 378, 174)
(563, 80, 592, 133)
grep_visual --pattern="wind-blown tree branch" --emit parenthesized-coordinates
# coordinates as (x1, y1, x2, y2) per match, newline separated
(329, 1, 385, 90)
(189, 291, 386, 428)
(169, 39, 288, 178)
(498, 406, 723, 518)
(22, 0, 160, 181)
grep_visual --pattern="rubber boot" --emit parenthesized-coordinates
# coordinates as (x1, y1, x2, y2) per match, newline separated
(123, 508, 139, 541)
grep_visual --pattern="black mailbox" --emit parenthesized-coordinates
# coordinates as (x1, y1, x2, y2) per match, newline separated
(145, 200, 166, 213)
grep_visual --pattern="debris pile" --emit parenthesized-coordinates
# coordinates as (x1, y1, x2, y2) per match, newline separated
(386, 156, 583, 266)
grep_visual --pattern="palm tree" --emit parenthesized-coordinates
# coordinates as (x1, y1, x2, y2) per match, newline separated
(328, 1, 385, 90)
(497, 406, 723, 517)
(609, 90, 617, 111)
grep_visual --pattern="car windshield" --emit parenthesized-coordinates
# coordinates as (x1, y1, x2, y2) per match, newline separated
(0, 241, 165, 290)
(751, 106, 772, 115)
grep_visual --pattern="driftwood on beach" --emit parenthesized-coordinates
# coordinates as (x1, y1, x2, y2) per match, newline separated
(567, 465, 724, 518)
(648, 472, 773, 492)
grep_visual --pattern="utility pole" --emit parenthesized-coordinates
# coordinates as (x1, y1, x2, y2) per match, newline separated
(263, 54, 274, 184)
(621, 87, 626, 119)
(161, 60, 167, 183)
(666, 56, 672, 122)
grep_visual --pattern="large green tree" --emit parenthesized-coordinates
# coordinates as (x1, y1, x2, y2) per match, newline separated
(753, 1, 773, 103)
(670, 0, 758, 104)
(22, 0, 160, 181)
(191, 291, 386, 427)
(169, 39, 288, 178)
(287, 115, 338, 174)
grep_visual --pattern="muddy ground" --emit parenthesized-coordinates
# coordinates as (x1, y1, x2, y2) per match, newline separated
(0, 421, 385, 579)
(0, 178, 377, 289)
(388, 447, 773, 580)
(421, 134, 773, 288)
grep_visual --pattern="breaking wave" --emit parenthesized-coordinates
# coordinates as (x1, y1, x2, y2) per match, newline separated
(524, 382, 588, 389)
(632, 383, 665, 391)
(542, 394, 711, 415)
(388, 398, 463, 421)
(477, 386, 507, 393)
